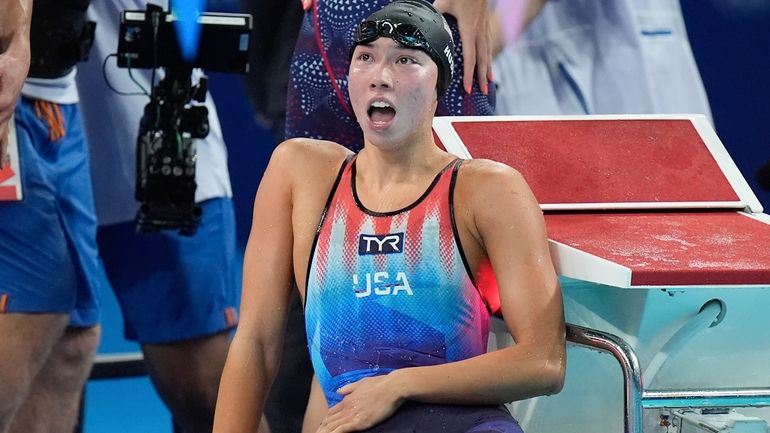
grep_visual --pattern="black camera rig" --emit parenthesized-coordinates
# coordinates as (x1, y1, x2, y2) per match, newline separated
(116, 3, 251, 235)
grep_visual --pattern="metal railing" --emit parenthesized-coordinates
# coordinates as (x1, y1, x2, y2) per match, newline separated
(643, 388, 770, 409)
(565, 323, 644, 433)
(564, 323, 770, 433)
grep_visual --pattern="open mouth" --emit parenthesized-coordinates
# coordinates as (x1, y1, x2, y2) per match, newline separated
(367, 101, 396, 123)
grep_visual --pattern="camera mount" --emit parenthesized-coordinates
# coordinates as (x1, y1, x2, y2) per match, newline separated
(115, 4, 251, 234)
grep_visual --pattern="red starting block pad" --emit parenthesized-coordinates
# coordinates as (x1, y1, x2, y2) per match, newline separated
(433, 115, 770, 288)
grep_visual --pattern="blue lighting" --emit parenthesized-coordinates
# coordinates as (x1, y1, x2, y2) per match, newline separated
(172, 0, 206, 62)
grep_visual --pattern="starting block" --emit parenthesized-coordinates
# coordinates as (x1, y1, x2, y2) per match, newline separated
(433, 114, 770, 433)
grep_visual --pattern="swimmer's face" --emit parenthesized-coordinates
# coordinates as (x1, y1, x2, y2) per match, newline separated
(348, 37, 439, 147)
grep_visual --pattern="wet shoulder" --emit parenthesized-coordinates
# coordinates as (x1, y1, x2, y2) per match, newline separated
(271, 138, 353, 186)
(454, 158, 539, 211)
(456, 158, 528, 191)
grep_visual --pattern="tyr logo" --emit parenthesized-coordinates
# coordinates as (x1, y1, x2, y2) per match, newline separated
(358, 233, 404, 255)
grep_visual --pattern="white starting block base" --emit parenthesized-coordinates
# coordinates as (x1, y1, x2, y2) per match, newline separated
(488, 280, 770, 433)
(452, 115, 770, 433)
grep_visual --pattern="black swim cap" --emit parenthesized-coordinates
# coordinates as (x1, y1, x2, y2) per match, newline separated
(350, 0, 455, 99)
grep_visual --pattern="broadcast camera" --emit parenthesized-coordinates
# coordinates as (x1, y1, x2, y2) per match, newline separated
(116, 3, 251, 235)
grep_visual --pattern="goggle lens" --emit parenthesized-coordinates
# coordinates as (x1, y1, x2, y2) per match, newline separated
(354, 20, 428, 50)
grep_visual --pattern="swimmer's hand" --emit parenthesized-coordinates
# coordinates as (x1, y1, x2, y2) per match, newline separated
(316, 375, 405, 432)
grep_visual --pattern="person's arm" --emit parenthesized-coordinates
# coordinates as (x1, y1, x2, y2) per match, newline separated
(490, 0, 548, 56)
(0, 0, 32, 168)
(301, 375, 328, 433)
(213, 141, 299, 432)
(298, 0, 493, 94)
(317, 160, 566, 433)
(433, 0, 493, 95)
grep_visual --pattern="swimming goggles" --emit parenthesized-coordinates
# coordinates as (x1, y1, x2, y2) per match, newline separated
(353, 19, 431, 52)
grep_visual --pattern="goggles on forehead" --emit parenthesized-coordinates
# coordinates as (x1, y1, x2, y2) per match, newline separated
(353, 19, 431, 52)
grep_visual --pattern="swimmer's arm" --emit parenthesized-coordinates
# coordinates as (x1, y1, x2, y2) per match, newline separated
(213, 142, 297, 432)
(316, 163, 565, 432)
(302, 375, 328, 433)
(394, 163, 566, 404)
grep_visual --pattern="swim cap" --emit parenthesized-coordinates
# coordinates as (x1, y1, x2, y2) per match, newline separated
(350, 0, 455, 99)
